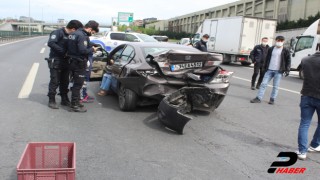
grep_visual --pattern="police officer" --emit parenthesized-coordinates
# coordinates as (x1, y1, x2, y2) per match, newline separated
(194, 34, 209, 52)
(47, 20, 83, 109)
(68, 20, 99, 112)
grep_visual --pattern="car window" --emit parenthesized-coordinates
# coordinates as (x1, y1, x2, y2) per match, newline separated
(295, 36, 314, 52)
(112, 48, 124, 62)
(120, 46, 135, 63)
(136, 34, 158, 42)
(110, 33, 125, 41)
(125, 34, 139, 42)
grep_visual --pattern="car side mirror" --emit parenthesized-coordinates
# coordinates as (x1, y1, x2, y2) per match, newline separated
(133, 39, 140, 42)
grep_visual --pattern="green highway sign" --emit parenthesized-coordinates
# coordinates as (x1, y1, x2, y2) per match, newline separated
(118, 12, 134, 23)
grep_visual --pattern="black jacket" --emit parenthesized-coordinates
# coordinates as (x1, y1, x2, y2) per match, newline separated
(47, 28, 69, 58)
(264, 46, 291, 72)
(250, 44, 269, 64)
(301, 52, 320, 99)
(194, 39, 208, 52)
(67, 28, 93, 59)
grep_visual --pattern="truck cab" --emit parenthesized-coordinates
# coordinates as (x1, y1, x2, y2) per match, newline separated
(291, 19, 320, 79)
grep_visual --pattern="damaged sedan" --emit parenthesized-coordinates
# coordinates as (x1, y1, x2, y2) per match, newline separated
(102, 42, 233, 134)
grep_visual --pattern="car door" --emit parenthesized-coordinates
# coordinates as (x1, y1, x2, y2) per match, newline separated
(90, 48, 109, 80)
(110, 45, 136, 91)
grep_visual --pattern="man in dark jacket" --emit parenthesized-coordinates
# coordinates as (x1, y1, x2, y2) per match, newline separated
(47, 20, 83, 109)
(250, 37, 269, 90)
(194, 34, 209, 52)
(296, 51, 320, 160)
(68, 20, 99, 112)
(250, 35, 291, 105)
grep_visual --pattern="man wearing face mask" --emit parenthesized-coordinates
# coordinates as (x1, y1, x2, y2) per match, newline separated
(47, 20, 83, 109)
(68, 20, 99, 112)
(194, 34, 209, 52)
(250, 36, 291, 105)
(250, 37, 269, 90)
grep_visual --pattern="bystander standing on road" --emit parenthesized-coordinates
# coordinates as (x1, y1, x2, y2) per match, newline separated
(47, 20, 83, 109)
(194, 34, 209, 52)
(296, 51, 320, 160)
(250, 37, 269, 90)
(67, 20, 99, 112)
(250, 36, 291, 105)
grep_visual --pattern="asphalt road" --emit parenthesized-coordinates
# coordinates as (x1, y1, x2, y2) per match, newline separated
(0, 37, 319, 180)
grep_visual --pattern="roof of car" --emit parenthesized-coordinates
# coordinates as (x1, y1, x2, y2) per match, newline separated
(126, 42, 196, 49)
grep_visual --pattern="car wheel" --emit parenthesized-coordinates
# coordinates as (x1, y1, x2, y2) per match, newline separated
(299, 68, 304, 80)
(241, 62, 252, 66)
(118, 85, 137, 111)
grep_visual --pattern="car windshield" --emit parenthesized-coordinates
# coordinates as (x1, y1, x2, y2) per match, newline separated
(295, 36, 314, 52)
(136, 34, 159, 42)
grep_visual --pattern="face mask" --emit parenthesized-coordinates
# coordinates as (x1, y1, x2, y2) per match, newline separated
(261, 42, 268, 46)
(202, 39, 208, 42)
(276, 42, 284, 47)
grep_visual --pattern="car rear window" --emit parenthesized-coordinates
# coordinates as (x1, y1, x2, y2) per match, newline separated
(110, 33, 125, 40)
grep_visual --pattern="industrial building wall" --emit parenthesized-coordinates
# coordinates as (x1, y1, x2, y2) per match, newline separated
(168, 0, 320, 33)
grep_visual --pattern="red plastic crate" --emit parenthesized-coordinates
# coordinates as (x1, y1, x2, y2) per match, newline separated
(17, 142, 76, 180)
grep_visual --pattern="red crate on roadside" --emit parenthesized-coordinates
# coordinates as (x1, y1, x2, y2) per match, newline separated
(17, 142, 76, 180)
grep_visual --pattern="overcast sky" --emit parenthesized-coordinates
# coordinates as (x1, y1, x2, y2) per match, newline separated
(1, 0, 238, 24)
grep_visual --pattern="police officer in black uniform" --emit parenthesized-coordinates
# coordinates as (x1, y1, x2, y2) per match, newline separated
(68, 20, 99, 112)
(47, 20, 83, 109)
(194, 34, 209, 52)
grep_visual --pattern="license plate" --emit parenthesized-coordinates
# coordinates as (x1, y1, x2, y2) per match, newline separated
(170, 62, 203, 71)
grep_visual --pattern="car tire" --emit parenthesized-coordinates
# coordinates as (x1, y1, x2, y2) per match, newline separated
(118, 85, 137, 111)
(241, 62, 252, 66)
(299, 68, 304, 80)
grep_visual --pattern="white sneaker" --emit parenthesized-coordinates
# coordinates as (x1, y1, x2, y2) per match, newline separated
(308, 145, 320, 152)
(295, 151, 307, 160)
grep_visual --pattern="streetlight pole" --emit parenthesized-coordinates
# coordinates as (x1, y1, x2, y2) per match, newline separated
(28, 0, 31, 36)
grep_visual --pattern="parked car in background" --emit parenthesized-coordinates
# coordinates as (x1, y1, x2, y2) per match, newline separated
(152, 35, 169, 42)
(90, 32, 158, 52)
(97, 42, 232, 134)
(179, 38, 191, 46)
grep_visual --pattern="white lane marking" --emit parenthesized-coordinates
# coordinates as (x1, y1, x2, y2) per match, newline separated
(0, 36, 43, 47)
(40, 48, 45, 53)
(18, 63, 40, 99)
(232, 76, 300, 94)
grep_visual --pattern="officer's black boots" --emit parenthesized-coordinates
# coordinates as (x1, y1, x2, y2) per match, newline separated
(48, 97, 59, 109)
(70, 101, 87, 112)
(61, 94, 71, 106)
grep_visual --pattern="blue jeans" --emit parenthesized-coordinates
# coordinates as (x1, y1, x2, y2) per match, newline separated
(257, 70, 283, 100)
(100, 73, 112, 91)
(298, 96, 320, 153)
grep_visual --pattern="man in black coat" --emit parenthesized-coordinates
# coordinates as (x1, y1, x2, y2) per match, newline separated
(296, 51, 320, 160)
(250, 37, 269, 90)
(67, 20, 99, 112)
(194, 34, 209, 52)
(47, 20, 83, 109)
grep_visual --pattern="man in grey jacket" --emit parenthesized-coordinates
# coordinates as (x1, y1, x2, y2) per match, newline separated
(296, 51, 320, 160)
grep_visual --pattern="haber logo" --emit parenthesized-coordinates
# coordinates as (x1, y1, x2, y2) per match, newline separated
(268, 152, 306, 174)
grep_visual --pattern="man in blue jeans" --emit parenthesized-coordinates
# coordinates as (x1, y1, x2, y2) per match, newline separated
(250, 36, 291, 104)
(296, 51, 320, 160)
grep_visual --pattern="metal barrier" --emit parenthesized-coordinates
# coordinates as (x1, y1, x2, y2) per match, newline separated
(0, 31, 50, 44)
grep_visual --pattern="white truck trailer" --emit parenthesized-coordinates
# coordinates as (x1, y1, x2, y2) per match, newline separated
(290, 18, 320, 79)
(194, 16, 277, 66)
